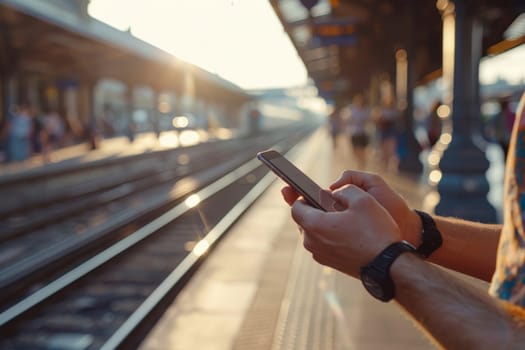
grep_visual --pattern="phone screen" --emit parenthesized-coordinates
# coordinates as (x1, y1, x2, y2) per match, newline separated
(257, 149, 339, 211)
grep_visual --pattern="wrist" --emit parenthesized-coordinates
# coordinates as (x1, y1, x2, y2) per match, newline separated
(405, 209, 423, 247)
(414, 210, 443, 258)
(389, 251, 424, 301)
(390, 249, 421, 280)
(360, 240, 417, 302)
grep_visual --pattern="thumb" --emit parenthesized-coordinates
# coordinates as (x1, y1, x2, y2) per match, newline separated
(319, 189, 346, 211)
(331, 185, 366, 208)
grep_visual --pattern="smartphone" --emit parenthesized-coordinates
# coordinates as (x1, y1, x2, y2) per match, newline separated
(257, 149, 341, 212)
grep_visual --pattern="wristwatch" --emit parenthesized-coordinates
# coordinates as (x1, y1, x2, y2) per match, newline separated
(414, 210, 442, 258)
(360, 241, 417, 302)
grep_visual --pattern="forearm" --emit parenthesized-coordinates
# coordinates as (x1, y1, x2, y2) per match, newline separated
(392, 253, 524, 349)
(406, 211, 501, 282)
(430, 216, 500, 282)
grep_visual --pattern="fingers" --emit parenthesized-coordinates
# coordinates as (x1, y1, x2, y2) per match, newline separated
(325, 185, 399, 241)
(330, 170, 385, 191)
(281, 186, 299, 206)
(330, 183, 368, 209)
(291, 199, 325, 231)
(319, 189, 346, 211)
(292, 184, 401, 277)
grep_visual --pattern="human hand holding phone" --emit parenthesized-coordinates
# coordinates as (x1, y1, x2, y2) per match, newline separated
(281, 185, 335, 209)
(257, 149, 343, 212)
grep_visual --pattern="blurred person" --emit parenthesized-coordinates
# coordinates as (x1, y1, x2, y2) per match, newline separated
(42, 108, 65, 162)
(101, 104, 116, 139)
(84, 118, 99, 150)
(374, 97, 399, 172)
(126, 119, 136, 143)
(100, 118, 116, 138)
(150, 114, 161, 139)
(0, 114, 12, 163)
(342, 94, 371, 169)
(426, 100, 443, 148)
(497, 98, 516, 159)
(279, 92, 525, 349)
(327, 106, 342, 149)
(5, 103, 33, 162)
(248, 108, 261, 136)
(60, 114, 82, 146)
(30, 106, 45, 157)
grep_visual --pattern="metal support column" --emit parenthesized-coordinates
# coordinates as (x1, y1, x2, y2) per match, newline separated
(125, 84, 136, 142)
(397, 6, 423, 175)
(151, 89, 161, 138)
(0, 24, 16, 122)
(0, 72, 10, 123)
(78, 79, 96, 124)
(397, 49, 423, 174)
(78, 79, 98, 149)
(434, 0, 497, 222)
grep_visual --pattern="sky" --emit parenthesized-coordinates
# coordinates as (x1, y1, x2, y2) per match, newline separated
(88, 0, 308, 90)
(88, 0, 525, 91)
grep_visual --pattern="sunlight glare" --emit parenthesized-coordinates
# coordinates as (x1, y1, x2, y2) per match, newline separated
(429, 170, 443, 184)
(423, 191, 440, 212)
(428, 151, 441, 166)
(158, 132, 180, 148)
(192, 239, 210, 257)
(439, 132, 452, 145)
(179, 130, 201, 146)
(212, 127, 233, 140)
(172, 116, 189, 128)
(185, 194, 201, 208)
(440, 132, 452, 145)
(436, 104, 450, 118)
(88, 0, 307, 89)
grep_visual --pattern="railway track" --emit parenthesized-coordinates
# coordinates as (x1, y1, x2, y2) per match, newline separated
(0, 125, 311, 304)
(0, 128, 294, 241)
(0, 124, 319, 349)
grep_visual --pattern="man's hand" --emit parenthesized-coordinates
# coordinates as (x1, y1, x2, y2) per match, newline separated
(281, 170, 421, 247)
(330, 170, 421, 246)
(290, 184, 402, 277)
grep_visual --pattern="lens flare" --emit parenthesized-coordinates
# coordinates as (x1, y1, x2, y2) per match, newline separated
(429, 170, 442, 184)
(192, 239, 209, 257)
(185, 194, 201, 208)
(440, 132, 452, 145)
(428, 151, 441, 166)
(172, 116, 189, 128)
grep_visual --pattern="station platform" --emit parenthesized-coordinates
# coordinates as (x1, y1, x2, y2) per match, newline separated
(0, 125, 501, 349)
(0, 132, 170, 177)
(138, 129, 443, 350)
(0, 129, 221, 180)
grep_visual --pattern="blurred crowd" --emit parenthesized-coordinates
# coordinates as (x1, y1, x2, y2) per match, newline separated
(0, 102, 143, 165)
(328, 94, 406, 172)
(327, 93, 516, 171)
(0, 102, 70, 164)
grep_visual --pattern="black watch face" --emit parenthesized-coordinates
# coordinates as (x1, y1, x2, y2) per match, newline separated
(361, 272, 384, 299)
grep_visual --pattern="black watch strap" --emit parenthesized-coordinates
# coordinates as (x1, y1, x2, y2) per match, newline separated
(414, 210, 442, 258)
(367, 240, 417, 273)
(360, 241, 417, 302)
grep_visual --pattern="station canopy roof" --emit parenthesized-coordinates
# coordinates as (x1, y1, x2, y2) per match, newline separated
(0, 0, 249, 102)
(271, 0, 525, 101)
